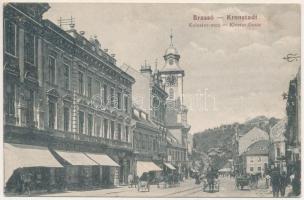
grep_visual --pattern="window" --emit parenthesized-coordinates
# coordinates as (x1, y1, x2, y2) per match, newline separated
(6, 83, 15, 115)
(117, 124, 122, 140)
(124, 95, 128, 113)
(88, 114, 93, 136)
(79, 111, 84, 134)
(277, 148, 281, 157)
(95, 117, 101, 137)
(63, 107, 70, 131)
(24, 32, 35, 64)
(117, 92, 122, 109)
(125, 126, 129, 142)
(88, 76, 92, 98)
(63, 64, 69, 90)
(258, 167, 261, 171)
(110, 88, 115, 107)
(110, 121, 115, 139)
(49, 101, 56, 129)
(103, 119, 108, 138)
(26, 90, 34, 126)
(169, 88, 174, 99)
(103, 84, 108, 105)
(250, 167, 254, 172)
(96, 80, 101, 96)
(48, 56, 56, 84)
(78, 72, 84, 94)
(5, 20, 16, 55)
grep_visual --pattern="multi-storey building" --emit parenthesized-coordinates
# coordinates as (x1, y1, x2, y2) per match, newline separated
(122, 63, 168, 177)
(285, 67, 301, 192)
(158, 34, 191, 174)
(4, 3, 135, 193)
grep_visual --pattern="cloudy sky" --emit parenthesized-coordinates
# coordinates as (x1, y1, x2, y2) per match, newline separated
(44, 3, 300, 133)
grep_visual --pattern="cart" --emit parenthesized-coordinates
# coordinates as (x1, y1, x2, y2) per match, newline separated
(235, 176, 251, 190)
(202, 178, 220, 192)
(137, 180, 150, 192)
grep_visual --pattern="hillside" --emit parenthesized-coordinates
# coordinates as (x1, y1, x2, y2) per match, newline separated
(192, 116, 279, 169)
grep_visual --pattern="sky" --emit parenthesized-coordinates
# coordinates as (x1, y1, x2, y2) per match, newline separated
(44, 3, 300, 133)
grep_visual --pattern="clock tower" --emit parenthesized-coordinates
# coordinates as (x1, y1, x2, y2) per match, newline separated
(159, 32, 190, 146)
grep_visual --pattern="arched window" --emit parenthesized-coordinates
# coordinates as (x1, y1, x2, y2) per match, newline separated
(169, 88, 174, 99)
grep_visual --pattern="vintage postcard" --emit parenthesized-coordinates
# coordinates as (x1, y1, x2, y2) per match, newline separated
(2, 1, 302, 198)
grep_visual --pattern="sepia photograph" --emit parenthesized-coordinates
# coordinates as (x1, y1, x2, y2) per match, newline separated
(2, 1, 302, 198)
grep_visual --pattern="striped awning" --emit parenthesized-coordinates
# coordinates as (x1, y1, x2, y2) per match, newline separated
(85, 153, 119, 167)
(164, 162, 176, 170)
(4, 143, 63, 184)
(137, 161, 162, 177)
(54, 150, 98, 166)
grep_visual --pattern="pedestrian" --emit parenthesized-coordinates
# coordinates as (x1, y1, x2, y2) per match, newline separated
(128, 173, 133, 188)
(270, 167, 280, 197)
(265, 174, 271, 189)
(279, 171, 287, 197)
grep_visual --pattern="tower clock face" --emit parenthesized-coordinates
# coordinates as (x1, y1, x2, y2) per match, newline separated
(166, 75, 177, 86)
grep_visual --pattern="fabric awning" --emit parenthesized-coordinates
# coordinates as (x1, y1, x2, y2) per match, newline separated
(4, 143, 62, 184)
(137, 161, 162, 177)
(85, 153, 119, 167)
(55, 150, 98, 166)
(164, 162, 176, 170)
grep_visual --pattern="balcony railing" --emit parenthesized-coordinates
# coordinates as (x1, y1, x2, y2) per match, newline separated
(5, 125, 132, 150)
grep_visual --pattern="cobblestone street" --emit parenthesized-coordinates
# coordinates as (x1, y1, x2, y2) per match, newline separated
(40, 177, 285, 197)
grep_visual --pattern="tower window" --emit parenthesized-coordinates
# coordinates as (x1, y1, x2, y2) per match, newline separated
(169, 88, 174, 99)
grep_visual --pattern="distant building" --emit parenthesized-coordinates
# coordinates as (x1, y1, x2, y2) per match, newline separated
(269, 118, 287, 168)
(238, 127, 269, 155)
(243, 140, 269, 175)
(285, 67, 301, 185)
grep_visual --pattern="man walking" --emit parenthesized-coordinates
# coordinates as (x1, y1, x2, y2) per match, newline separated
(270, 167, 280, 197)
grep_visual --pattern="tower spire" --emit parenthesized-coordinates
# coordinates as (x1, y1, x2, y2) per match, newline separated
(170, 28, 173, 46)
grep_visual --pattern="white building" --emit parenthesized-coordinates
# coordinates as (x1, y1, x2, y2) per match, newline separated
(244, 140, 269, 175)
(239, 127, 269, 155)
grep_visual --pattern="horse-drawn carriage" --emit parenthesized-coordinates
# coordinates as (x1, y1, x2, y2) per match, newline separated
(202, 168, 220, 193)
(137, 180, 150, 192)
(235, 176, 251, 190)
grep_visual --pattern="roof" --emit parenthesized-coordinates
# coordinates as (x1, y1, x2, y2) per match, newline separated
(244, 140, 269, 156)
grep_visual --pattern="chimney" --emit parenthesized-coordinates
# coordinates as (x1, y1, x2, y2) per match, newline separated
(140, 60, 152, 76)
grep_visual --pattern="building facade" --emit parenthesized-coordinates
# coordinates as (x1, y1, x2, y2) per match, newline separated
(158, 34, 191, 174)
(243, 140, 269, 176)
(123, 62, 168, 177)
(4, 3, 135, 192)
